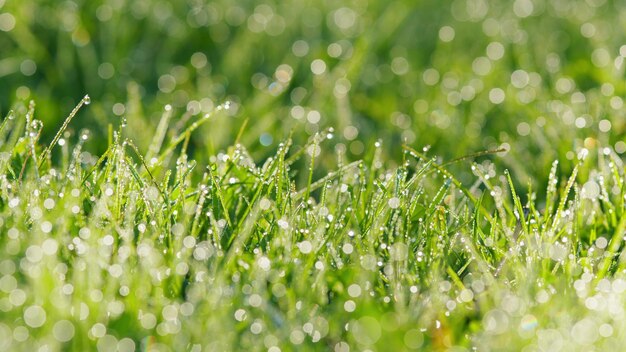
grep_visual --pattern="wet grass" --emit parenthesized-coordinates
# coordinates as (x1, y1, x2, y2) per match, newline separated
(1, 99, 626, 351)
(2, 1, 626, 351)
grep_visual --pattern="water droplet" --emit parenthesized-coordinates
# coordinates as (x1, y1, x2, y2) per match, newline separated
(164, 104, 172, 111)
(388, 197, 400, 209)
(79, 129, 91, 141)
(30, 119, 43, 130)
(83, 95, 91, 105)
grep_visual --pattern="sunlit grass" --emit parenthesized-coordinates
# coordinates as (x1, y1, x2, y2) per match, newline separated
(0, 99, 625, 351)
(2, 0, 626, 351)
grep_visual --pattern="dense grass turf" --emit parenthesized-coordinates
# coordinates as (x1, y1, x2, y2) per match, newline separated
(1, 99, 626, 351)
(2, 0, 626, 351)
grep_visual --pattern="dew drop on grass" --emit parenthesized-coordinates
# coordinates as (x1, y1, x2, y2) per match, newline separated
(298, 240, 312, 254)
(594, 237, 608, 250)
(520, 314, 538, 332)
(83, 95, 91, 105)
(30, 119, 43, 130)
(80, 129, 90, 141)
(483, 309, 509, 334)
(53, 320, 75, 342)
(234, 309, 247, 322)
(582, 180, 600, 200)
(347, 284, 362, 298)
(344, 300, 356, 312)
(118, 338, 136, 352)
(390, 243, 408, 261)
(257, 256, 271, 271)
(23, 305, 46, 328)
(8, 198, 19, 208)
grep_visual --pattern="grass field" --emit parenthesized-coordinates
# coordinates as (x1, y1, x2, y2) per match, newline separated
(2, 0, 626, 351)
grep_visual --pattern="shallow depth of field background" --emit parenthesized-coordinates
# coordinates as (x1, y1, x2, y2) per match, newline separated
(1, 0, 625, 192)
(3, 1, 626, 351)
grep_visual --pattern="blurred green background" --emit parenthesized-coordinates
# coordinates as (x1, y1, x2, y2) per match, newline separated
(1, 0, 625, 191)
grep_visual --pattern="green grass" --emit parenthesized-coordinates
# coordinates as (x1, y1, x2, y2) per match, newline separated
(2, 0, 626, 351)
(2, 0, 625, 184)
(1, 99, 626, 351)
